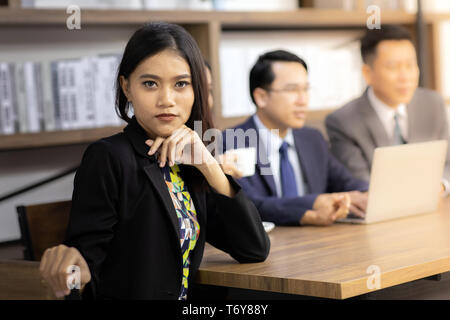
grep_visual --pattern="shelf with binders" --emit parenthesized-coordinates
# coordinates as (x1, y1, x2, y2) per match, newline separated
(0, 9, 217, 150)
(0, 53, 127, 151)
(0, 54, 127, 148)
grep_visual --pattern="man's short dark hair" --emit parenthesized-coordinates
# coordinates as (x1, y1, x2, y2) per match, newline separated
(361, 24, 415, 64)
(249, 50, 308, 106)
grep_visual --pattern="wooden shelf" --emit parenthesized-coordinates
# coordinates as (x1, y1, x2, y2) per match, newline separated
(216, 9, 415, 27)
(0, 109, 333, 150)
(0, 8, 416, 27)
(0, 126, 125, 151)
(0, 109, 334, 151)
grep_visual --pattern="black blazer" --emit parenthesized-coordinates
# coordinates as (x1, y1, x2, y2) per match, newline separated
(63, 116, 270, 300)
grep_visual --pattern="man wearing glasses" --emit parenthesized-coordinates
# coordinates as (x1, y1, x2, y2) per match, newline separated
(222, 50, 369, 226)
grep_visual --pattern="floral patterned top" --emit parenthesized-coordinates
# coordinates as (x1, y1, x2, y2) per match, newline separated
(161, 164, 200, 300)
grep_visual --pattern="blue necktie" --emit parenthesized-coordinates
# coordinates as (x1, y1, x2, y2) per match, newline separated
(279, 141, 298, 197)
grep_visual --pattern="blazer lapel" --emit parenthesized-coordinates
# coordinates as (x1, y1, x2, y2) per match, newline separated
(179, 165, 207, 230)
(143, 163, 181, 240)
(359, 89, 391, 147)
(190, 192, 206, 228)
(124, 116, 181, 240)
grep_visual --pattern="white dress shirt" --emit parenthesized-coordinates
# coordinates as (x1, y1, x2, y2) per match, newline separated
(368, 87, 408, 143)
(253, 114, 306, 197)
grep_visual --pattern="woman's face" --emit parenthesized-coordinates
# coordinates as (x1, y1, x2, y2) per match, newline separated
(120, 49, 195, 138)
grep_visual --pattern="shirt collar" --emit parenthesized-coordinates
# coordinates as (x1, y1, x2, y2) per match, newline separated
(368, 87, 407, 121)
(253, 114, 295, 157)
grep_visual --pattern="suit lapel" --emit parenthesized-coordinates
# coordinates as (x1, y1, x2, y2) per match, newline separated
(256, 166, 277, 196)
(293, 130, 316, 193)
(406, 90, 420, 142)
(360, 89, 391, 147)
(247, 117, 277, 195)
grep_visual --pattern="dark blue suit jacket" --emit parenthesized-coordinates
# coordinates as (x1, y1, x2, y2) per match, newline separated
(222, 116, 368, 226)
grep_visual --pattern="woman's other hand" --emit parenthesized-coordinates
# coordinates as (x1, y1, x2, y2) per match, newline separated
(39, 244, 91, 298)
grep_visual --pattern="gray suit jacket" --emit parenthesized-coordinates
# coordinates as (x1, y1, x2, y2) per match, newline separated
(325, 87, 450, 182)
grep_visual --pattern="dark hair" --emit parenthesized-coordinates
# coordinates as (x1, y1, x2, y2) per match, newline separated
(115, 22, 212, 136)
(249, 50, 308, 106)
(115, 22, 212, 190)
(360, 24, 415, 64)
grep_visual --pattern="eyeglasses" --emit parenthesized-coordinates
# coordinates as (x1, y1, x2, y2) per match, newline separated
(264, 84, 310, 96)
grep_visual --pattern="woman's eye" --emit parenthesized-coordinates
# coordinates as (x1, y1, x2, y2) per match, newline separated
(175, 81, 190, 88)
(143, 81, 157, 88)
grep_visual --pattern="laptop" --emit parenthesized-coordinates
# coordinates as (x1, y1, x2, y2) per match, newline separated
(338, 140, 448, 224)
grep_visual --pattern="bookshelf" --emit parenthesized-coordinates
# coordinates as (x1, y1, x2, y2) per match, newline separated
(0, 0, 445, 150)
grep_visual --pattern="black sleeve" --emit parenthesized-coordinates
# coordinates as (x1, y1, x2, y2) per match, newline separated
(63, 140, 120, 300)
(205, 175, 270, 263)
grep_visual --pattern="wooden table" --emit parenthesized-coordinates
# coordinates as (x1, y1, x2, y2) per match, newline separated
(196, 199, 450, 299)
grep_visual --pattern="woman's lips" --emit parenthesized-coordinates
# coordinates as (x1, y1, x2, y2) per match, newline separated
(156, 113, 177, 121)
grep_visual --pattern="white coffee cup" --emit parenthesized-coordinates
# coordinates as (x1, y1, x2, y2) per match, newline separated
(224, 147, 257, 177)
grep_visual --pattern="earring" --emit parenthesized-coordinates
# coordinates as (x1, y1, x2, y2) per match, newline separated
(127, 101, 134, 117)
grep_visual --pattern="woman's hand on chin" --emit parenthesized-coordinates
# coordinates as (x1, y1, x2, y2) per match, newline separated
(145, 126, 235, 196)
(145, 125, 215, 168)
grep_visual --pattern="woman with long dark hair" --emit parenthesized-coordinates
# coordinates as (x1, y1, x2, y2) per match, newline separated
(39, 22, 270, 300)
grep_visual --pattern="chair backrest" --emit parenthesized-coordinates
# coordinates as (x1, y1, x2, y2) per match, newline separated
(17, 200, 72, 261)
(0, 259, 61, 300)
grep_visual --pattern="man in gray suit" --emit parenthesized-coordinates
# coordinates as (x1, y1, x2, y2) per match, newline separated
(326, 25, 450, 191)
